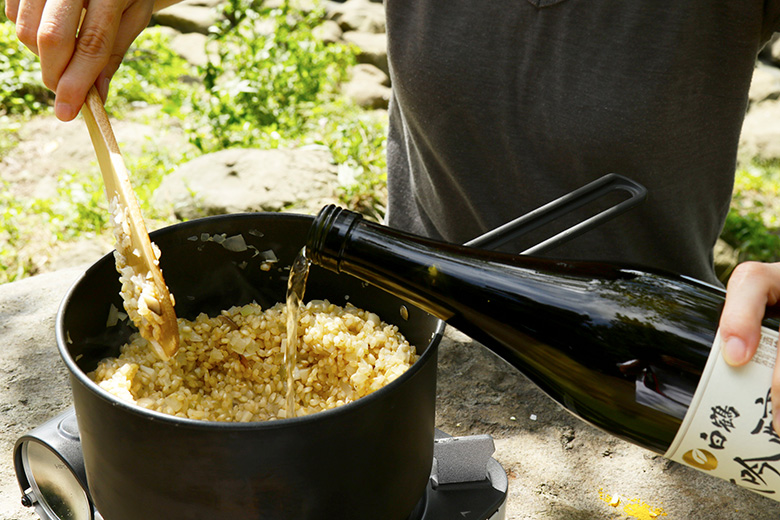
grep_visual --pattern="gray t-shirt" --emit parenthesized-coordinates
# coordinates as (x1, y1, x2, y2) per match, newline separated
(384, 1, 780, 286)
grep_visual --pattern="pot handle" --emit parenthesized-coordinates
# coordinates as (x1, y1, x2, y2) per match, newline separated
(464, 173, 647, 254)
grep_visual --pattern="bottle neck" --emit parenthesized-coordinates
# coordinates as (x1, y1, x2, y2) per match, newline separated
(307, 205, 620, 281)
(307, 205, 364, 273)
(306, 205, 695, 453)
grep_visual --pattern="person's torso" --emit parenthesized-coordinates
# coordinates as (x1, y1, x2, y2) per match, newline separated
(384, 0, 779, 284)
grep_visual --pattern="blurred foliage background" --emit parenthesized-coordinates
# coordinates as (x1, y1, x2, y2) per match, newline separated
(1, 0, 779, 285)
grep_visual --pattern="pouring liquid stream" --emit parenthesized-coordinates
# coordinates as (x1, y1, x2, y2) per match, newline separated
(285, 247, 311, 418)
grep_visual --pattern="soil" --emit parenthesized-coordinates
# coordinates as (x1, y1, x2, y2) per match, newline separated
(0, 107, 194, 275)
(2, 107, 185, 200)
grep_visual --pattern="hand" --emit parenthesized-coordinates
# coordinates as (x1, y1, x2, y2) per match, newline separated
(719, 261, 780, 435)
(5, 0, 158, 121)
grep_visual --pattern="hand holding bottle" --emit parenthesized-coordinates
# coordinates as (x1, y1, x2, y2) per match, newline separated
(307, 205, 780, 499)
(720, 261, 780, 435)
(5, 0, 179, 121)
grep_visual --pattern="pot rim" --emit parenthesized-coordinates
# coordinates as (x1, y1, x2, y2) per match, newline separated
(55, 212, 444, 431)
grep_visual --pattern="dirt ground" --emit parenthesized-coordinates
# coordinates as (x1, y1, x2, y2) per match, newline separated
(4, 110, 780, 519)
(1, 108, 192, 276)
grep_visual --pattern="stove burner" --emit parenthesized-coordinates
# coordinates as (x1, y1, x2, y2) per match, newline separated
(15, 408, 507, 520)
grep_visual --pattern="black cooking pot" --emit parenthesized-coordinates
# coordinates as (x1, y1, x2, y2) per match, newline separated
(56, 213, 442, 520)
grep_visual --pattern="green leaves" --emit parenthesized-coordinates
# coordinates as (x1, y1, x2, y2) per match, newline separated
(721, 210, 780, 264)
(108, 28, 197, 116)
(721, 159, 780, 264)
(0, 22, 52, 116)
(0, 22, 194, 117)
(185, 0, 388, 218)
(0, 0, 389, 285)
(188, 0, 356, 152)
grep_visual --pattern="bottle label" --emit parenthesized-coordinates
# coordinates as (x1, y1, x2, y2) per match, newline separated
(664, 327, 780, 500)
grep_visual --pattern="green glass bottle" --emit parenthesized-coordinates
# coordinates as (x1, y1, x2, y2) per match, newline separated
(306, 205, 780, 500)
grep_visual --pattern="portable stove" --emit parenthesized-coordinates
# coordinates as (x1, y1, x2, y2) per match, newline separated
(14, 407, 508, 520)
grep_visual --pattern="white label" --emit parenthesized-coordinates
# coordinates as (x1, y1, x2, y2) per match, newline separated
(665, 327, 780, 500)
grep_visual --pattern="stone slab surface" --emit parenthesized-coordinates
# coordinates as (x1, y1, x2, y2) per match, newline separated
(2, 268, 780, 519)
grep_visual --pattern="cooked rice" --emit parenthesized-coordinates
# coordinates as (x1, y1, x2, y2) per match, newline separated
(109, 197, 174, 360)
(90, 300, 419, 421)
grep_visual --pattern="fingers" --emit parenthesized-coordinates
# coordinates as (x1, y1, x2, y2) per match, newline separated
(53, 3, 124, 120)
(37, 0, 84, 90)
(94, 1, 155, 101)
(12, 0, 47, 55)
(720, 262, 780, 365)
(54, 0, 155, 120)
(8, 0, 155, 121)
(4, 0, 19, 22)
(719, 261, 780, 435)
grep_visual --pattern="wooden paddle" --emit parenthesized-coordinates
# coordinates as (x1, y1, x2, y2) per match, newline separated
(81, 86, 179, 360)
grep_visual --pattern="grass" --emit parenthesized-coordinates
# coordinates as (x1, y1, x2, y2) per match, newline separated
(1, 2, 780, 285)
(720, 159, 780, 264)
(0, 1, 388, 284)
(0, 19, 202, 283)
(0, 135, 191, 283)
(0, 116, 22, 157)
(0, 22, 53, 117)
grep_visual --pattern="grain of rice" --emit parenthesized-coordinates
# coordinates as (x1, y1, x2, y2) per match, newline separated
(90, 300, 419, 422)
(109, 197, 174, 360)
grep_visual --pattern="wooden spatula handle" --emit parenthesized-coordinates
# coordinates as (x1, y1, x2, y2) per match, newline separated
(80, 86, 180, 359)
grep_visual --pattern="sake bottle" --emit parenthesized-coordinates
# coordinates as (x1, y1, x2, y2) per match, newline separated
(306, 204, 780, 501)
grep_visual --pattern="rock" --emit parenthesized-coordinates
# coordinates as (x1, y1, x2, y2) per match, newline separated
(313, 19, 344, 44)
(326, 0, 386, 33)
(0, 268, 84, 520)
(152, 1, 222, 34)
(739, 100, 780, 161)
(0, 112, 192, 201)
(3, 268, 780, 519)
(342, 30, 388, 75)
(169, 31, 210, 67)
(714, 238, 739, 283)
(343, 63, 392, 109)
(151, 147, 340, 220)
(761, 33, 780, 65)
(45, 236, 114, 273)
(748, 62, 780, 104)
(0, 117, 96, 200)
(351, 62, 390, 87)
